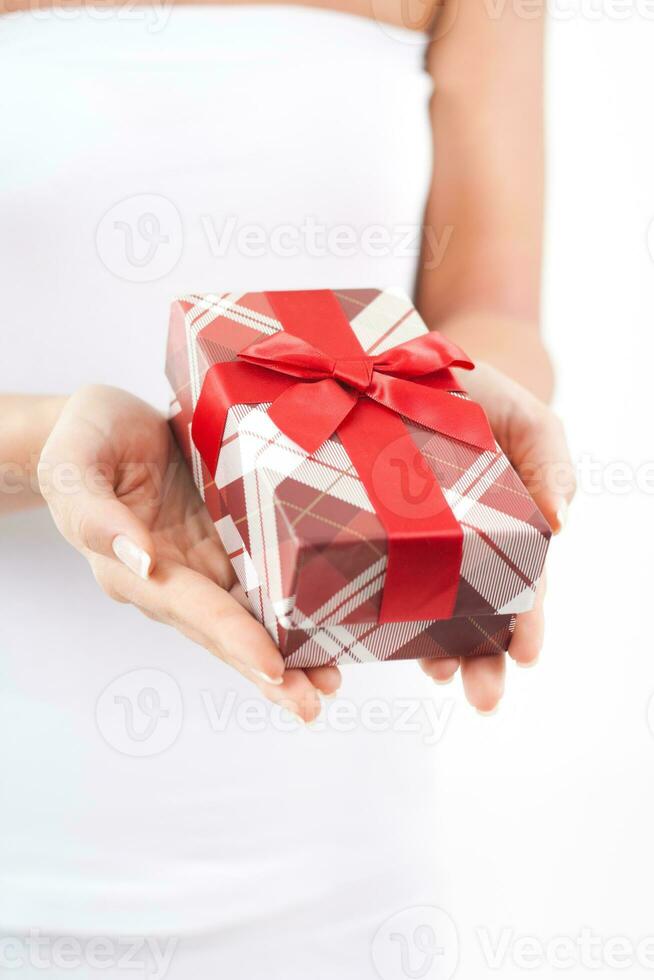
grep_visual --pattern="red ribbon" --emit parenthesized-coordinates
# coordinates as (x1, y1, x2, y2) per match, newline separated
(192, 290, 496, 623)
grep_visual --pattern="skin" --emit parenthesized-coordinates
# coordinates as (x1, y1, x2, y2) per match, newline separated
(0, 0, 576, 719)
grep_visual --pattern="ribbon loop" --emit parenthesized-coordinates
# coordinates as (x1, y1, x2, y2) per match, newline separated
(372, 331, 475, 377)
(239, 332, 333, 381)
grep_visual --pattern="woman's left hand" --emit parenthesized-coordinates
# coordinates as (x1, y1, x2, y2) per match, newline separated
(419, 361, 576, 713)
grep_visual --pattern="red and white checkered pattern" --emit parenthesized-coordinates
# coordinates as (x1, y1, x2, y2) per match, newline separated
(166, 288, 551, 666)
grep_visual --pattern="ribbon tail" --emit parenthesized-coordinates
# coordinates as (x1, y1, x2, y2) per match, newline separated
(192, 361, 298, 476)
(268, 378, 358, 454)
(368, 374, 497, 452)
(265, 289, 366, 358)
(338, 400, 462, 622)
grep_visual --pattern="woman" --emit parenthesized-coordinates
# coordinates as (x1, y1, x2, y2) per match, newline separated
(0, 0, 574, 975)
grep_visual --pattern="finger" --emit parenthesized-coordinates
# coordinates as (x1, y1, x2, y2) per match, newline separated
(229, 582, 252, 610)
(39, 453, 155, 578)
(260, 668, 322, 723)
(95, 555, 288, 683)
(229, 582, 338, 709)
(230, 583, 342, 700)
(184, 532, 235, 590)
(508, 575, 546, 667)
(512, 410, 576, 535)
(100, 555, 322, 723)
(305, 666, 342, 697)
(420, 656, 460, 685)
(460, 652, 505, 714)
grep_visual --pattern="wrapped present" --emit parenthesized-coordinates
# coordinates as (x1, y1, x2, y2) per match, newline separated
(166, 287, 551, 667)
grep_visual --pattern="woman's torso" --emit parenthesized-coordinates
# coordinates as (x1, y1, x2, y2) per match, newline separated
(0, 8, 442, 976)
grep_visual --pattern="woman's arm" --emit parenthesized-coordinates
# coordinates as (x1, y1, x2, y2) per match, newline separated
(419, 0, 575, 532)
(417, 1, 575, 709)
(417, 0, 551, 399)
(0, 394, 66, 515)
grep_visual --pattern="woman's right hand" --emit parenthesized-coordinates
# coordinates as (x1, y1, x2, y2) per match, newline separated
(38, 384, 340, 721)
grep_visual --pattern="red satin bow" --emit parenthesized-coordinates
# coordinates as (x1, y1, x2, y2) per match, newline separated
(192, 289, 496, 623)
(238, 329, 495, 455)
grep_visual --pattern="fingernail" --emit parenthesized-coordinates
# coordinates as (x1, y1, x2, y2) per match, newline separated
(554, 500, 568, 534)
(112, 535, 151, 580)
(321, 689, 340, 700)
(434, 676, 454, 686)
(476, 703, 500, 716)
(250, 668, 284, 687)
(516, 657, 539, 669)
(280, 706, 303, 726)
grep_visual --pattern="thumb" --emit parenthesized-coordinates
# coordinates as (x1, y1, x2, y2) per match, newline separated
(39, 460, 156, 579)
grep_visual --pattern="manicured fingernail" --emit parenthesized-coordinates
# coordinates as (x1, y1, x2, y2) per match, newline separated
(280, 706, 303, 726)
(250, 668, 284, 686)
(516, 657, 539, 669)
(476, 703, 500, 716)
(112, 535, 151, 580)
(554, 500, 568, 534)
(434, 676, 454, 686)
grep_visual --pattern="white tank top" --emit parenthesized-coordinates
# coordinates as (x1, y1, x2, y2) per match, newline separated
(0, 8, 440, 977)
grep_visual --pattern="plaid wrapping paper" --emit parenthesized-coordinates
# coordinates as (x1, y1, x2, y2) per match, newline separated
(166, 287, 551, 666)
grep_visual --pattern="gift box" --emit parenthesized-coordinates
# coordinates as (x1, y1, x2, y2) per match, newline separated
(166, 287, 551, 667)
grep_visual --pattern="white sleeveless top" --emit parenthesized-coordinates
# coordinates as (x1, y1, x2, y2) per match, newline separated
(0, 8, 439, 976)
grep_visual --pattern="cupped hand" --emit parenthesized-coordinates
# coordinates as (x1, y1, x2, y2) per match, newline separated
(420, 361, 576, 713)
(38, 385, 340, 722)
